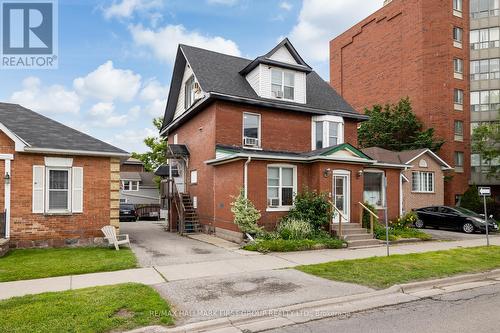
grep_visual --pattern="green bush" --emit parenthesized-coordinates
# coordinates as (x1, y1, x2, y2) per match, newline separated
(460, 185, 498, 218)
(286, 189, 333, 231)
(374, 223, 431, 241)
(277, 219, 314, 240)
(391, 211, 418, 230)
(361, 202, 378, 229)
(230, 189, 262, 236)
(243, 238, 344, 253)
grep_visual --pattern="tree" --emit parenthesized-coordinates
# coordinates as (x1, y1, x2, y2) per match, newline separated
(358, 97, 444, 152)
(131, 117, 167, 172)
(472, 120, 500, 180)
(230, 189, 262, 236)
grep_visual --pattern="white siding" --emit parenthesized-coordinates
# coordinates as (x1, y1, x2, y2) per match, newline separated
(174, 63, 195, 120)
(268, 46, 297, 64)
(246, 65, 260, 95)
(259, 64, 306, 104)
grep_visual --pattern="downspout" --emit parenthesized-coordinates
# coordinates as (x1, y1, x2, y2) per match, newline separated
(244, 156, 252, 198)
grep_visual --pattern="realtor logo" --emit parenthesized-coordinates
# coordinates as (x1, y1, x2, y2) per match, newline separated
(1, 0, 58, 69)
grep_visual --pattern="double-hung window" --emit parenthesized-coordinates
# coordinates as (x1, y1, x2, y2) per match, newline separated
(454, 89, 464, 108)
(454, 120, 464, 141)
(411, 172, 434, 193)
(453, 58, 464, 78)
(271, 69, 295, 100)
(243, 112, 261, 148)
(453, 27, 463, 46)
(267, 165, 296, 209)
(455, 151, 465, 172)
(122, 180, 139, 191)
(47, 168, 71, 212)
(184, 75, 195, 110)
(453, 0, 463, 15)
(313, 117, 343, 150)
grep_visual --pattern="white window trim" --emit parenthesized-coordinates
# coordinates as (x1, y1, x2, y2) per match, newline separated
(311, 115, 345, 150)
(270, 68, 295, 101)
(122, 180, 140, 192)
(266, 164, 297, 212)
(363, 169, 385, 209)
(242, 112, 262, 149)
(45, 167, 72, 214)
(190, 170, 198, 184)
(411, 171, 435, 193)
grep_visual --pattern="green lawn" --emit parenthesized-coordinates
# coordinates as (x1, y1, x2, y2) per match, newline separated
(243, 238, 344, 253)
(0, 247, 137, 282)
(297, 246, 500, 289)
(0, 283, 173, 333)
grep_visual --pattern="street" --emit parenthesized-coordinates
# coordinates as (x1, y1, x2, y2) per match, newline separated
(267, 284, 500, 333)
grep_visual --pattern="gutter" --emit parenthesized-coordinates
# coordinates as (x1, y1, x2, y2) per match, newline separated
(244, 156, 251, 198)
(23, 147, 130, 158)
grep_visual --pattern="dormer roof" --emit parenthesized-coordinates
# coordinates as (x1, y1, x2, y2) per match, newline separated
(239, 38, 312, 75)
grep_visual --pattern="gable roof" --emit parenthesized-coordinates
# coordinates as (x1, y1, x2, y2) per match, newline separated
(162, 40, 367, 134)
(0, 102, 128, 157)
(361, 147, 452, 169)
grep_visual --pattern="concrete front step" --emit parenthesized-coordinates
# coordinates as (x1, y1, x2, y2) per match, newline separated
(344, 233, 374, 241)
(331, 223, 363, 230)
(347, 239, 382, 248)
(335, 228, 369, 236)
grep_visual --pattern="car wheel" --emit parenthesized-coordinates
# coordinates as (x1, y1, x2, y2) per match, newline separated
(462, 222, 475, 234)
(414, 219, 425, 229)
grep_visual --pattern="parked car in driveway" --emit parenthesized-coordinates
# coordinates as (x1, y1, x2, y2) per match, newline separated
(119, 204, 138, 222)
(414, 206, 498, 234)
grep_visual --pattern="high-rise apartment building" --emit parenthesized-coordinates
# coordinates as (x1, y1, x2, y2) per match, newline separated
(469, 0, 500, 198)
(330, 0, 471, 205)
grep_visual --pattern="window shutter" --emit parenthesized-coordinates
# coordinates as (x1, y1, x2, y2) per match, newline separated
(72, 167, 83, 213)
(32, 166, 45, 213)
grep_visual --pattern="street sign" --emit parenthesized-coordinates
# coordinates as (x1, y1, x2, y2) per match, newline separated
(479, 187, 491, 197)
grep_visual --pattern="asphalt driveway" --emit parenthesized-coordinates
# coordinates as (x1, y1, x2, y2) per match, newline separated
(422, 228, 500, 241)
(120, 221, 243, 267)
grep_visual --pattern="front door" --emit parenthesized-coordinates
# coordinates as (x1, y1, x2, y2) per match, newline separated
(332, 171, 350, 223)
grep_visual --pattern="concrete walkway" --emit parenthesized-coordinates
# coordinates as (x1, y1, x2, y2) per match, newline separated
(1, 235, 499, 300)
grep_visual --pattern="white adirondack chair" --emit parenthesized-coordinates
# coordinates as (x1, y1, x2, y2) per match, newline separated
(101, 226, 130, 250)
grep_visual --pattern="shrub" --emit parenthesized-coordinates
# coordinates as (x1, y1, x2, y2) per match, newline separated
(243, 238, 344, 253)
(287, 189, 333, 231)
(391, 211, 418, 230)
(361, 202, 378, 229)
(460, 185, 498, 218)
(230, 189, 262, 236)
(277, 219, 314, 240)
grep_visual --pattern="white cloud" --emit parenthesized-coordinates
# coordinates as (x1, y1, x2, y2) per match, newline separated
(102, 0, 164, 19)
(288, 0, 383, 62)
(109, 127, 158, 152)
(144, 98, 166, 117)
(9, 77, 81, 114)
(74, 61, 142, 102)
(140, 79, 169, 101)
(129, 24, 241, 63)
(207, 0, 239, 5)
(88, 102, 129, 128)
(280, 1, 293, 11)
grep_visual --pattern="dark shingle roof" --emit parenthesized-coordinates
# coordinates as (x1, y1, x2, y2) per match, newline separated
(361, 147, 438, 166)
(162, 41, 366, 130)
(0, 102, 128, 155)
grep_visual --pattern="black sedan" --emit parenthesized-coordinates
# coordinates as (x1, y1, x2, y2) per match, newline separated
(119, 204, 138, 222)
(414, 206, 498, 234)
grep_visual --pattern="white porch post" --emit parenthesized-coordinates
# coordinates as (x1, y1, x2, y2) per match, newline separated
(0, 154, 13, 239)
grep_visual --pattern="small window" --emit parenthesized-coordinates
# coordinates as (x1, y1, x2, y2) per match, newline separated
(243, 112, 261, 148)
(454, 151, 465, 172)
(454, 58, 463, 76)
(313, 120, 342, 149)
(453, 27, 463, 44)
(190, 170, 198, 184)
(267, 166, 296, 209)
(412, 171, 434, 193)
(453, 0, 463, 13)
(454, 89, 464, 105)
(184, 75, 195, 110)
(122, 180, 139, 191)
(454, 120, 464, 141)
(47, 169, 70, 211)
(271, 68, 295, 100)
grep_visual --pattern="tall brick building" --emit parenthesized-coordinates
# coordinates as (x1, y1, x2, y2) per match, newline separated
(330, 0, 470, 205)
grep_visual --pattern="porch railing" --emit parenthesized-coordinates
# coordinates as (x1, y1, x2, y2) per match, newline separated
(0, 210, 6, 238)
(358, 202, 377, 235)
(330, 201, 348, 238)
(170, 180, 186, 234)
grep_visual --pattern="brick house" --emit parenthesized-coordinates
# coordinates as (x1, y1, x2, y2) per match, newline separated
(0, 103, 129, 248)
(330, 0, 470, 206)
(362, 147, 453, 214)
(160, 39, 409, 242)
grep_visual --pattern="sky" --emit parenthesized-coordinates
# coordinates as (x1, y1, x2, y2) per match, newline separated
(0, 0, 383, 153)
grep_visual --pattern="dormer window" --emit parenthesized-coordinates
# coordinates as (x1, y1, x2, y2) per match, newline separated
(184, 75, 195, 110)
(271, 69, 295, 100)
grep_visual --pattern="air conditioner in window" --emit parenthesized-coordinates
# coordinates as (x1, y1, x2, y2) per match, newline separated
(244, 137, 259, 147)
(268, 198, 280, 207)
(273, 90, 283, 99)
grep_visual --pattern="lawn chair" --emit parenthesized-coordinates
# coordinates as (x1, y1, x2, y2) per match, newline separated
(101, 226, 130, 250)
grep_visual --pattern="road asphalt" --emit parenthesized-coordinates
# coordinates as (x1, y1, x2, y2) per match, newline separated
(266, 283, 500, 333)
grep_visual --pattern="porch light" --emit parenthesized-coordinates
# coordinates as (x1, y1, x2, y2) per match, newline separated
(357, 170, 363, 178)
(4, 172, 10, 185)
(323, 168, 332, 178)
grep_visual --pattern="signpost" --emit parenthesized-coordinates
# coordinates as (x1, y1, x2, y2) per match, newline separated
(383, 175, 389, 256)
(479, 187, 491, 247)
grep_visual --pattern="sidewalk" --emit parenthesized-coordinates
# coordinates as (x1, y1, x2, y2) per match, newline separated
(1, 236, 499, 300)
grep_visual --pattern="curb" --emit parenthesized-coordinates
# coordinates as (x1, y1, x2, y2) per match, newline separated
(127, 269, 500, 333)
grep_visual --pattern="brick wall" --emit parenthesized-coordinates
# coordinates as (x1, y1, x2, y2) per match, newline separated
(330, 0, 470, 205)
(0, 131, 116, 248)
